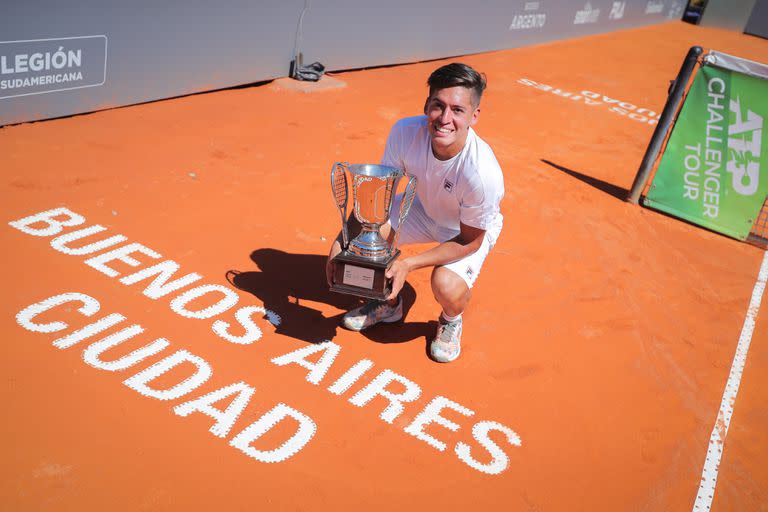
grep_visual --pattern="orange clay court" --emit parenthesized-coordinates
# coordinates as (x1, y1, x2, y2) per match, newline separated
(1, 21, 767, 512)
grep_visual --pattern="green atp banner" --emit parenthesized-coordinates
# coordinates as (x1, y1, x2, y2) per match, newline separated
(645, 64, 768, 240)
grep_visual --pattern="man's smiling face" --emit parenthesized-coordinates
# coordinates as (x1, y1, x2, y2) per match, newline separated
(425, 86, 480, 161)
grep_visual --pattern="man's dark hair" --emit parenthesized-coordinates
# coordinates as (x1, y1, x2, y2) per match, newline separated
(427, 63, 487, 107)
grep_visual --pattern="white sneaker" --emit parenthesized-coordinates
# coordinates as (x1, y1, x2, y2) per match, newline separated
(430, 316, 462, 363)
(342, 298, 403, 331)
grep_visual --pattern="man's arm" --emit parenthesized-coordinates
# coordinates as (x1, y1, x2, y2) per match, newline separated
(385, 222, 485, 301)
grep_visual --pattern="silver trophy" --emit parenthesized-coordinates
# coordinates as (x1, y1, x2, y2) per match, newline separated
(329, 162, 417, 300)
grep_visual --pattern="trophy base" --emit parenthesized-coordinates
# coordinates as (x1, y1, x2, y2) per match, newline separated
(330, 249, 400, 300)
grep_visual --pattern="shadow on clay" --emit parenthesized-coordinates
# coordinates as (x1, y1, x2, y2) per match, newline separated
(227, 248, 433, 346)
(540, 159, 628, 201)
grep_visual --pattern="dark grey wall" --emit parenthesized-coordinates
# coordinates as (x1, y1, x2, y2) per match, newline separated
(0, 0, 302, 126)
(700, 0, 758, 31)
(1, 0, 686, 126)
(745, 0, 768, 37)
(300, 0, 687, 71)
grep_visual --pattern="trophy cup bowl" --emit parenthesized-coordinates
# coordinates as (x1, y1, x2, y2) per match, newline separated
(329, 162, 417, 300)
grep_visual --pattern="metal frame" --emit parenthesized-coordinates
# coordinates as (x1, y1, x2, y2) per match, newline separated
(626, 46, 703, 204)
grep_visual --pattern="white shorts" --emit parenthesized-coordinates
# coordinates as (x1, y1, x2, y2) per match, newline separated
(390, 192, 493, 289)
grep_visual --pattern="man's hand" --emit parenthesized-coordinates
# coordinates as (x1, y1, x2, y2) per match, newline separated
(326, 239, 342, 287)
(382, 223, 485, 301)
(385, 259, 411, 301)
(326, 215, 364, 287)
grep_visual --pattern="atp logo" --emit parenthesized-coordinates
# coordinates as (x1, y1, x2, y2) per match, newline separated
(727, 96, 763, 196)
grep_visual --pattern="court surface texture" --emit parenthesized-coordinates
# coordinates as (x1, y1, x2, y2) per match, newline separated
(2, 20, 767, 512)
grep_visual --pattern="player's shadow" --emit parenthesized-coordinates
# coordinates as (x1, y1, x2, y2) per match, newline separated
(227, 248, 434, 346)
(540, 159, 628, 200)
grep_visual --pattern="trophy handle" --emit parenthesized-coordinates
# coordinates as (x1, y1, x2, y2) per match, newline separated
(390, 174, 417, 255)
(331, 162, 350, 249)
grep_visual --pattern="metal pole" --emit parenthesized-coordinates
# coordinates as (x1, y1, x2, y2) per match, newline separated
(627, 46, 703, 204)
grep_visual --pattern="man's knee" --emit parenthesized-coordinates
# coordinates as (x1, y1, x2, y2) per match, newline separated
(431, 267, 470, 307)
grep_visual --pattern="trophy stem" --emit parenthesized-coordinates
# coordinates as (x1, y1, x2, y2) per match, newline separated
(349, 224, 390, 260)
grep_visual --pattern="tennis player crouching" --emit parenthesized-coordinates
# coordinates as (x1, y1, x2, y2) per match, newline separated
(326, 62, 505, 363)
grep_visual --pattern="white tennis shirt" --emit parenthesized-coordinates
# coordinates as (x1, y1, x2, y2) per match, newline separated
(381, 115, 505, 245)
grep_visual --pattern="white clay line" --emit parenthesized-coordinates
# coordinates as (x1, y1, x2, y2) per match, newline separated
(693, 250, 768, 511)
